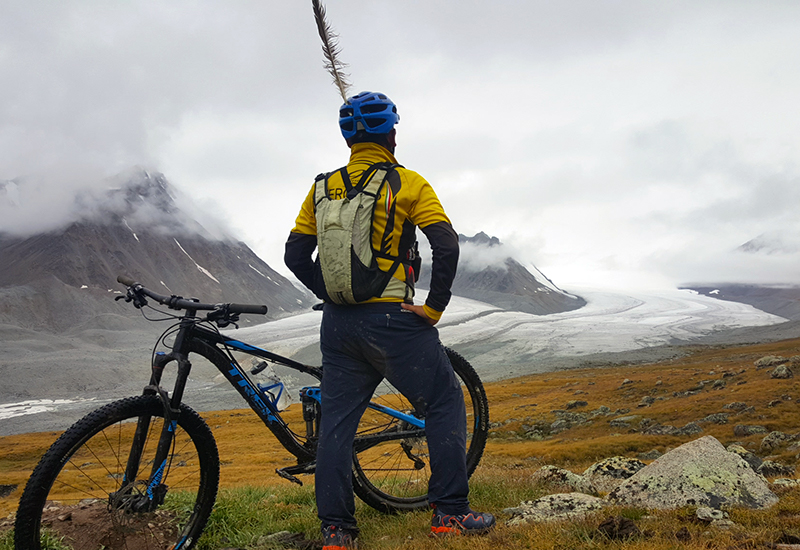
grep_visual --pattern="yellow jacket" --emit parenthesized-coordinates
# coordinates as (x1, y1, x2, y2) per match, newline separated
(286, 143, 459, 320)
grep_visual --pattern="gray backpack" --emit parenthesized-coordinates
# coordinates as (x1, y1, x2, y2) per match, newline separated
(314, 162, 414, 304)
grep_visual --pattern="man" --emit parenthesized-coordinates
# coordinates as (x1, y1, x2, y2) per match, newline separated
(285, 91, 494, 549)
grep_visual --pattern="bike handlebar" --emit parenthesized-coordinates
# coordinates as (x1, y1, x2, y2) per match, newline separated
(117, 275, 268, 315)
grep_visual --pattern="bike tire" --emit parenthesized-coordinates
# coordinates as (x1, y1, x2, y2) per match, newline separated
(14, 395, 219, 550)
(351, 347, 489, 513)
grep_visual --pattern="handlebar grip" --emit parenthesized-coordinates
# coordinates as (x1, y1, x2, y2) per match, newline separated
(117, 275, 138, 287)
(229, 303, 268, 315)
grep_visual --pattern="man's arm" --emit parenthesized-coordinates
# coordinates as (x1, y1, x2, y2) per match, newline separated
(284, 232, 329, 301)
(284, 232, 316, 288)
(417, 221, 459, 323)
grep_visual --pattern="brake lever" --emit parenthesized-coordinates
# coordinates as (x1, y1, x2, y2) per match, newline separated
(206, 307, 239, 329)
(115, 286, 148, 309)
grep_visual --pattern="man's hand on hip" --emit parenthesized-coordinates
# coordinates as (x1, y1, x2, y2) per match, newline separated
(401, 303, 438, 325)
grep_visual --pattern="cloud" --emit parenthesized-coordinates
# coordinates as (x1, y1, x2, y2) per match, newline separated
(3, 1, 800, 289)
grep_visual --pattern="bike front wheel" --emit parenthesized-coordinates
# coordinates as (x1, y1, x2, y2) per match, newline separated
(352, 347, 489, 513)
(14, 395, 220, 550)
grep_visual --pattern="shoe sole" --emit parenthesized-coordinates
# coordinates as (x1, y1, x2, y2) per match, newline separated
(430, 525, 495, 537)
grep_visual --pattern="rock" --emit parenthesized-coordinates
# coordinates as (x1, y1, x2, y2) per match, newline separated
(505, 493, 605, 525)
(531, 465, 596, 495)
(723, 402, 748, 411)
(696, 507, 728, 522)
(771, 365, 794, 379)
(734, 425, 768, 437)
(638, 396, 656, 407)
(761, 431, 793, 451)
(606, 436, 778, 510)
(710, 519, 736, 529)
(638, 449, 663, 461)
(644, 424, 681, 435)
(755, 355, 786, 368)
(589, 406, 611, 418)
(520, 421, 550, 440)
(597, 516, 641, 539)
(681, 422, 703, 435)
(698, 413, 729, 424)
(772, 478, 800, 489)
(643, 422, 702, 436)
(550, 411, 589, 433)
(610, 415, 640, 429)
(726, 444, 763, 471)
(758, 461, 796, 478)
(550, 419, 572, 434)
(566, 400, 588, 409)
(584, 457, 646, 493)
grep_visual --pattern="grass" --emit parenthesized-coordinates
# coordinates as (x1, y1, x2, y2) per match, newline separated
(2, 336, 800, 548)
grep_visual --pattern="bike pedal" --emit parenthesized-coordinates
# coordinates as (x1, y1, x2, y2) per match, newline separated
(276, 468, 303, 486)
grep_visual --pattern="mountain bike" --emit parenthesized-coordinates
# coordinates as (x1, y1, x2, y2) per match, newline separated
(14, 276, 489, 550)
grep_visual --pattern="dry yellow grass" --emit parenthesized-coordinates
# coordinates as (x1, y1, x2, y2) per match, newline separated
(2, 336, 800, 548)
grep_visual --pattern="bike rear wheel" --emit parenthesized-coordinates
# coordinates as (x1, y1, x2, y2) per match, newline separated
(352, 347, 489, 513)
(14, 395, 219, 550)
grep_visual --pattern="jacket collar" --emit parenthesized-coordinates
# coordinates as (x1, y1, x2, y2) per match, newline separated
(349, 142, 398, 165)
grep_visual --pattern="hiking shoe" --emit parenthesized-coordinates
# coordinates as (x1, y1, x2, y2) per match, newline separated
(430, 506, 496, 536)
(322, 525, 358, 549)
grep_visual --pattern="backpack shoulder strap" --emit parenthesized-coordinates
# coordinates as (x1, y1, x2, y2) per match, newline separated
(314, 167, 350, 208)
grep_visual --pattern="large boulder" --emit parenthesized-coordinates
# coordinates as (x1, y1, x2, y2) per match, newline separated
(606, 436, 778, 510)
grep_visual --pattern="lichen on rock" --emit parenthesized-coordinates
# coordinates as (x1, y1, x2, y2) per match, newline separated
(606, 436, 778, 510)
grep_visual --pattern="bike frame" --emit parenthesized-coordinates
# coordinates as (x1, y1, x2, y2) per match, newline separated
(132, 309, 428, 492)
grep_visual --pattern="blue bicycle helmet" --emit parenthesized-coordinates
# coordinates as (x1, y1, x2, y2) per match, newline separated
(339, 91, 399, 139)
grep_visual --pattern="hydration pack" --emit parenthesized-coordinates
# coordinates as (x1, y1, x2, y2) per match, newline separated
(314, 162, 418, 305)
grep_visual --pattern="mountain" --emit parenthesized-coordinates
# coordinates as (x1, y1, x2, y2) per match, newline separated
(685, 285, 800, 321)
(737, 231, 800, 255)
(0, 168, 313, 332)
(417, 232, 586, 315)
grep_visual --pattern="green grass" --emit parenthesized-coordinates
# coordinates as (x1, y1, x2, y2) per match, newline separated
(0, 528, 72, 550)
(191, 486, 320, 549)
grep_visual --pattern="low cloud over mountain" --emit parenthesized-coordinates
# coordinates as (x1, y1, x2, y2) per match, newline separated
(0, 168, 313, 332)
(418, 232, 586, 315)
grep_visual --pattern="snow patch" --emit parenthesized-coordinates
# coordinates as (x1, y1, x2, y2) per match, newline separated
(0, 398, 99, 420)
(249, 264, 267, 278)
(122, 218, 140, 242)
(174, 238, 220, 284)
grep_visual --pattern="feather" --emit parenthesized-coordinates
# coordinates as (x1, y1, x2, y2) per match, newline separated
(312, 0, 352, 104)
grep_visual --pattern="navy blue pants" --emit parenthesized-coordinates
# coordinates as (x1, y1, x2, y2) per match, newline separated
(316, 302, 470, 532)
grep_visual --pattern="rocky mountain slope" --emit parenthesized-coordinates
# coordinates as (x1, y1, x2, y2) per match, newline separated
(686, 285, 800, 321)
(417, 232, 586, 315)
(0, 169, 313, 332)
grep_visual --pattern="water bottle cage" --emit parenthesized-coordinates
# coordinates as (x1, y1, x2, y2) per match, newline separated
(257, 381, 285, 407)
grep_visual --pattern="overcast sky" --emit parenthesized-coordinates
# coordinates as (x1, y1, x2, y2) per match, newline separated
(2, 1, 800, 290)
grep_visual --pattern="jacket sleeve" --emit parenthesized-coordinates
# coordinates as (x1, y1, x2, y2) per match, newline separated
(420, 221, 459, 320)
(284, 232, 329, 301)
